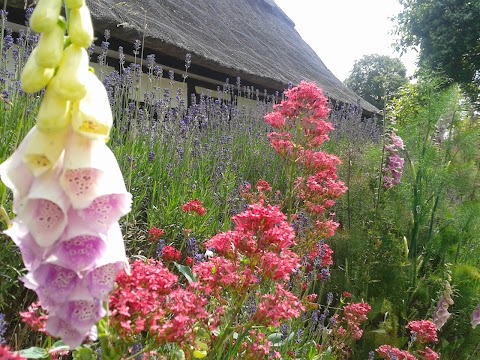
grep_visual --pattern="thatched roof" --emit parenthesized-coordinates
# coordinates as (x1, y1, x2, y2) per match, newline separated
(6, 0, 379, 114)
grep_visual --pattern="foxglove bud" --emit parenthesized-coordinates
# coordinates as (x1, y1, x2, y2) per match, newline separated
(65, 0, 86, 10)
(34, 17, 66, 68)
(36, 85, 71, 133)
(51, 44, 89, 101)
(71, 70, 113, 140)
(29, 0, 63, 33)
(68, 5, 94, 48)
(20, 47, 55, 93)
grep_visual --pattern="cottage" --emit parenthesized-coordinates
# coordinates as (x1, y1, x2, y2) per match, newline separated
(3, 0, 379, 115)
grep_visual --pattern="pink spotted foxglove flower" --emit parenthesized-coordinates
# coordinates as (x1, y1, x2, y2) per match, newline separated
(432, 282, 454, 330)
(0, 0, 131, 349)
(472, 303, 480, 329)
(383, 129, 405, 189)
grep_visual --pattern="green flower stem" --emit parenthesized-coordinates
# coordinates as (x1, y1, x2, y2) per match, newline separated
(209, 292, 249, 360)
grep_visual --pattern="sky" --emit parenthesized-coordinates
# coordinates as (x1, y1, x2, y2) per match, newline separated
(274, 0, 418, 82)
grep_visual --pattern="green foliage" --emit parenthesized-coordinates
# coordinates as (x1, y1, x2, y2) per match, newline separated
(437, 265, 480, 358)
(394, 0, 480, 102)
(344, 54, 408, 109)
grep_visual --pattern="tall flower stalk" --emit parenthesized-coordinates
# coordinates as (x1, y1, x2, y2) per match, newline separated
(264, 81, 347, 253)
(0, 0, 131, 349)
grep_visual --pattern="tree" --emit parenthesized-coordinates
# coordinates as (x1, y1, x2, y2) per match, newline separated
(394, 0, 480, 102)
(344, 54, 407, 110)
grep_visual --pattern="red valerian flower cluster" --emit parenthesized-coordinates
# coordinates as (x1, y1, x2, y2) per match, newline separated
(205, 203, 300, 282)
(19, 301, 48, 333)
(162, 245, 181, 262)
(0, 345, 26, 360)
(181, 199, 206, 216)
(418, 347, 440, 360)
(333, 302, 372, 342)
(376, 345, 417, 360)
(108, 202, 304, 357)
(376, 319, 440, 360)
(264, 81, 347, 252)
(147, 226, 164, 242)
(406, 320, 438, 344)
(252, 284, 303, 327)
(108, 259, 217, 347)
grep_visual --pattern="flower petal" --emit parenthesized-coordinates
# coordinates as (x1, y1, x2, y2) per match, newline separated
(36, 86, 71, 133)
(60, 132, 129, 209)
(56, 299, 105, 332)
(0, 129, 37, 213)
(48, 222, 106, 273)
(76, 193, 132, 232)
(71, 71, 112, 140)
(22, 264, 80, 309)
(46, 315, 92, 350)
(86, 261, 126, 301)
(23, 127, 67, 176)
(4, 220, 47, 271)
(20, 171, 69, 247)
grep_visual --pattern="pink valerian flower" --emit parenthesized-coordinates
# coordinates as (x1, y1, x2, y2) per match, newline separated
(239, 180, 279, 206)
(193, 256, 257, 295)
(265, 82, 331, 150)
(0, 345, 26, 360)
(256, 179, 272, 193)
(406, 320, 438, 344)
(305, 241, 334, 276)
(149, 288, 210, 345)
(109, 259, 218, 350)
(181, 199, 206, 216)
(147, 227, 164, 242)
(109, 259, 178, 337)
(204, 203, 300, 283)
(334, 302, 371, 341)
(252, 284, 305, 327)
(162, 245, 181, 262)
(298, 149, 341, 175)
(260, 250, 300, 281)
(267, 132, 295, 157)
(418, 347, 440, 360)
(264, 111, 286, 129)
(19, 301, 48, 333)
(242, 330, 281, 360)
(376, 345, 417, 360)
(471, 303, 480, 329)
(230, 203, 296, 251)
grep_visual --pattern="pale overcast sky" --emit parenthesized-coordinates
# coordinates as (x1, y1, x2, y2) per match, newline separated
(274, 0, 418, 82)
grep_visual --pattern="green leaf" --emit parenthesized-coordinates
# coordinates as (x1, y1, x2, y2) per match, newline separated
(52, 341, 69, 351)
(18, 347, 49, 359)
(267, 332, 284, 345)
(174, 262, 197, 283)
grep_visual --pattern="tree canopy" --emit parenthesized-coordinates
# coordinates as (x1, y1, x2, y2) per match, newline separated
(394, 0, 480, 101)
(344, 54, 407, 110)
